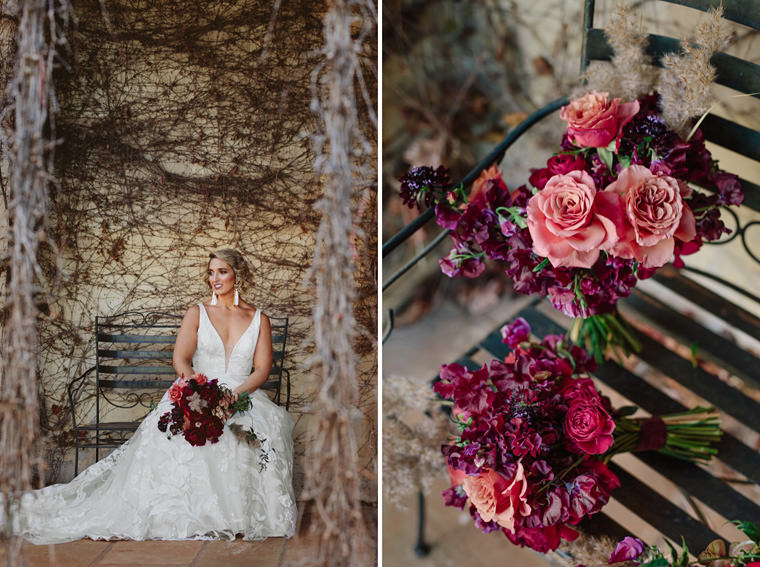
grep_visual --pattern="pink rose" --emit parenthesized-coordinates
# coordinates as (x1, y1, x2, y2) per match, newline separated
(605, 165, 697, 268)
(560, 91, 639, 148)
(168, 375, 189, 402)
(461, 462, 532, 533)
(527, 170, 625, 268)
(565, 401, 615, 454)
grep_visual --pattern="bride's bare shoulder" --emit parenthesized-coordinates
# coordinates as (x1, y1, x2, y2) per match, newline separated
(237, 299, 256, 313)
(181, 304, 201, 323)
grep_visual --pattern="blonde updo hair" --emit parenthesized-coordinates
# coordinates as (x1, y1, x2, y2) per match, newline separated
(205, 248, 253, 293)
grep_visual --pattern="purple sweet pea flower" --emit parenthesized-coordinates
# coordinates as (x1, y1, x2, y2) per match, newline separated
(500, 317, 531, 348)
(609, 536, 645, 563)
(713, 172, 744, 206)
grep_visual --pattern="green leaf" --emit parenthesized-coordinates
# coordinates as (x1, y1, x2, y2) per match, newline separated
(733, 520, 760, 543)
(665, 539, 678, 567)
(532, 258, 550, 273)
(495, 206, 528, 229)
(618, 154, 631, 169)
(617, 405, 639, 417)
(678, 537, 690, 567)
(597, 147, 614, 171)
(690, 342, 699, 367)
(642, 558, 669, 567)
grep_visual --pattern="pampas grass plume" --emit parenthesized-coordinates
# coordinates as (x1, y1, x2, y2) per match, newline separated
(658, 5, 733, 137)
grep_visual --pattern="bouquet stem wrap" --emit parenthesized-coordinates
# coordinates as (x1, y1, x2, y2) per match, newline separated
(611, 408, 720, 461)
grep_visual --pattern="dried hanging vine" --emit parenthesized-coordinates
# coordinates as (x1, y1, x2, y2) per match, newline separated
(0, 0, 377, 484)
(0, 0, 70, 564)
(296, 0, 377, 564)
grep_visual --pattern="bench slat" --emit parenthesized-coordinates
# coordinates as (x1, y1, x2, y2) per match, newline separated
(661, 0, 760, 30)
(622, 290, 760, 388)
(636, 451, 760, 523)
(98, 334, 176, 344)
(652, 266, 760, 339)
(76, 422, 141, 430)
(581, 512, 639, 541)
(736, 177, 760, 211)
(611, 464, 720, 552)
(701, 114, 760, 164)
(634, 332, 760, 434)
(99, 379, 174, 389)
(99, 365, 176, 375)
(98, 349, 174, 360)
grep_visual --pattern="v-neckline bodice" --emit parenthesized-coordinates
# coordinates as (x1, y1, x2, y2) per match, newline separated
(199, 303, 258, 373)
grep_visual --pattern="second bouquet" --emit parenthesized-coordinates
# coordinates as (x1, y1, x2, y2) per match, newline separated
(436, 318, 721, 553)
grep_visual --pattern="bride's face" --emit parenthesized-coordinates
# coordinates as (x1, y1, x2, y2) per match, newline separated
(208, 258, 236, 296)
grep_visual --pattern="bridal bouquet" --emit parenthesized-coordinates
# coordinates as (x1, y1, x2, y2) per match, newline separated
(437, 318, 721, 553)
(158, 373, 253, 447)
(400, 92, 743, 359)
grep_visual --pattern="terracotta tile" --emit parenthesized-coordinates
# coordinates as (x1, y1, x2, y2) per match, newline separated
(192, 539, 285, 567)
(97, 541, 203, 566)
(11, 540, 111, 567)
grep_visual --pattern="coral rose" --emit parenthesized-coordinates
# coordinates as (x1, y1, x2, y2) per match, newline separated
(565, 401, 615, 454)
(527, 170, 624, 268)
(605, 165, 696, 268)
(559, 91, 639, 148)
(470, 164, 506, 203)
(461, 462, 532, 533)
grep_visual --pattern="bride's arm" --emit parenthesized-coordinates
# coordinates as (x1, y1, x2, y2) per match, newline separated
(233, 314, 273, 397)
(172, 305, 200, 378)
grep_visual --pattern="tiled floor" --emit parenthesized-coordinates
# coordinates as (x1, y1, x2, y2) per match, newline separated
(1, 501, 377, 567)
(3, 537, 292, 567)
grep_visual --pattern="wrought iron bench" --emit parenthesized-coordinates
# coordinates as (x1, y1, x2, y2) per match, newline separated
(68, 309, 291, 475)
(383, 0, 760, 556)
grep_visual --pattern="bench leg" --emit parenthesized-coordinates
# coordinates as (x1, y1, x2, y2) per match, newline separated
(414, 489, 431, 556)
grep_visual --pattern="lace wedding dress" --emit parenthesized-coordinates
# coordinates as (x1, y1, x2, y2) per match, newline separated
(10, 304, 297, 544)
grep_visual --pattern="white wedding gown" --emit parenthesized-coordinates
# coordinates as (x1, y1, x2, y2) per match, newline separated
(9, 304, 297, 544)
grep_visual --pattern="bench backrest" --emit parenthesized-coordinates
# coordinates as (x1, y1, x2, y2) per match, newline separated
(582, 0, 760, 216)
(92, 310, 288, 422)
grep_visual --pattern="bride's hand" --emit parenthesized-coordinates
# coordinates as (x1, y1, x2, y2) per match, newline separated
(231, 391, 239, 402)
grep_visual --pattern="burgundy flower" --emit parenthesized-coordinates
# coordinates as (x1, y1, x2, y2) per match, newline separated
(500, 317, 531, 348)
(547, 153, 587, 176)
(399, 165, 451, 210)
(439, 246, 486, 279)
(609, 536, 645, 563)
(529, 167, 552, 191)
(713, 172, 743, 206)
(504, 522, 579, 553)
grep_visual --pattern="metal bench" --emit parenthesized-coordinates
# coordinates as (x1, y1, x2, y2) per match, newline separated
(68, 309, 291, 475)
(383, 0, 760, 555)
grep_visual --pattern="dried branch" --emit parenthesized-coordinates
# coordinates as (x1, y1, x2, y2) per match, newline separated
(295, 0, 377, 565)
(0, 2, 70, 566)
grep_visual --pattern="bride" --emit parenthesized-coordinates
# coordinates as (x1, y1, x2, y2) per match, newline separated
(8, 249, 297, 543)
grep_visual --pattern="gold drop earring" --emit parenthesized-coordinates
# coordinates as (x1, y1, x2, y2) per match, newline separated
(233, 283, 239, 306)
